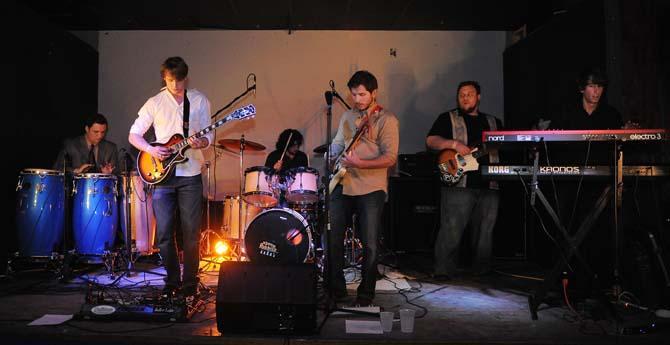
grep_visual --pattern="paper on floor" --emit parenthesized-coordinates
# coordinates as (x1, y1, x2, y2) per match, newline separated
(345, 319, 383, 334)
(28, 314, 73, 326)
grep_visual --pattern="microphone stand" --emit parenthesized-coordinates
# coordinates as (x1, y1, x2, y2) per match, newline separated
(211, 74, 256, 119)
(329, 80, 351, 110)
(58, 153, 73, 281)
(122, 150, 135, 274)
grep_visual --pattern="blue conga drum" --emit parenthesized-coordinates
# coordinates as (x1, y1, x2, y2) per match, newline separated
(15, 169, 65, 257)
(72, 173, 118, 261)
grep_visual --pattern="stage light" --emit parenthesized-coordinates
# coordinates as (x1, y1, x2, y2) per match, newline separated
(215, 241, 229, 255)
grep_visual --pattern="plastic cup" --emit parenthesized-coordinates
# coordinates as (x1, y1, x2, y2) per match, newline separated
(399, 308, 415, 333)
(380, 311, 394, 332)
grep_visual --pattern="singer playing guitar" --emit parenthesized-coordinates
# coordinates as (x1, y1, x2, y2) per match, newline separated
(327, 70, 399, 307)
(128, 56, 212, 300)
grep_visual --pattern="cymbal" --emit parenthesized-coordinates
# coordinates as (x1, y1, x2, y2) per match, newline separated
(217, 138, 266, 152)
(313, 143, 328, 154)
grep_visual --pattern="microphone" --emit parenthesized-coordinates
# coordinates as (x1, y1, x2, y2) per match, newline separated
(247, 73, 257, 97)
(325, 91, 333, 107)
(252, 75, 256, 97)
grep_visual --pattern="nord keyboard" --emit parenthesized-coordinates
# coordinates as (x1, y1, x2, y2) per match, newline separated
(481, 165, 670, 180)
(482, 129, 667, 143)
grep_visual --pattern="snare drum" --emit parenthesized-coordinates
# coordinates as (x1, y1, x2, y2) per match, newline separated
(244, 208, 314, 264)
(118, 172, 156, 255)
(15, 169, 65, 257)
(243, 166, 277, 207)
(221, 196, 262, 239)
(285, 167, 319, 204)
(72, 173, 118, 259)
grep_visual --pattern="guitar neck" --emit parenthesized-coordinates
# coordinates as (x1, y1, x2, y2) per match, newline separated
(168, 118, 227, 151)
(166, 104, 256, 151)
(471, 149, 488, 159)
(334, 107, 382, 164)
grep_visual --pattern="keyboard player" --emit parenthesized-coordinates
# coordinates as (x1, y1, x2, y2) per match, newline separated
(543, 68, 624, 295)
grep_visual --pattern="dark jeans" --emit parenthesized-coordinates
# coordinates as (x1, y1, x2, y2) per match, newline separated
(328, 185, 386, 301)
(152, 175, 203, 290)
(434, 187, 499, 275)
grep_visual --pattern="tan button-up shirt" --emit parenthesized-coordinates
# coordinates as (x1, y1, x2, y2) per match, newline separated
(331, 107, 399, 195)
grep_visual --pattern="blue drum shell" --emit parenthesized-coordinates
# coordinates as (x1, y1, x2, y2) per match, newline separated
(72, 174, 118, 256)
(15, 170, 65, 257)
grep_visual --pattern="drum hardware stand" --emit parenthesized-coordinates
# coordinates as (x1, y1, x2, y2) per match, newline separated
(208, 75, 256, 260)
(58, 153, 75, 281)
(199, 161, 219, 258)
(121, 149, 136, 275)
(237, 136, 247, 259)
(344, 216, 363, 268)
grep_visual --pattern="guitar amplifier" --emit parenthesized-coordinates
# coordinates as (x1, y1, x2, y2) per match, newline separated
(398, 152, 437, 177)
(216, 261, 317, 335)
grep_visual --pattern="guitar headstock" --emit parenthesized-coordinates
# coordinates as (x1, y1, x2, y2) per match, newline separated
(226, 104, 256, 121)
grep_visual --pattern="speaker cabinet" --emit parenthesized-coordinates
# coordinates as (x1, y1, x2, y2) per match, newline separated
(387, 176, 441, 252)
(216, 261, 317, 335)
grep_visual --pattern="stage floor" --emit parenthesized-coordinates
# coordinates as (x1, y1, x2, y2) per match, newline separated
(1, 255, 668, 345)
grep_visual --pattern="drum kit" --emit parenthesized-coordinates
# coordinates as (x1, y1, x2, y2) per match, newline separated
(13, 168, 156, 274)
(13, 136, 340, 273)
(213, 136, 325, 265)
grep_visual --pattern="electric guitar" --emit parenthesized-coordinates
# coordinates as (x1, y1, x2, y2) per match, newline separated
(328, 106, 381, 193)
(137, 104, 256, 185)
(437, 147, 488, 185)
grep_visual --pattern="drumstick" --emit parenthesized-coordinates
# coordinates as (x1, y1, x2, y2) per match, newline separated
(278, 132, 293, 162)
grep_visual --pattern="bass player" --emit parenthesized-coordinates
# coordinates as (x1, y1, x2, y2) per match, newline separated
(426, 80, 503, 280)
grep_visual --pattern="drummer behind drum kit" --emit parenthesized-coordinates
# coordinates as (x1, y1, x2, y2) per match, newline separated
(214, 138, 323, 265)
(13, 168, 156, 273)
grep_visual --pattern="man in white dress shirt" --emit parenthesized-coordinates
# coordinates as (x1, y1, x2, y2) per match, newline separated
(129, 56, 212, 299)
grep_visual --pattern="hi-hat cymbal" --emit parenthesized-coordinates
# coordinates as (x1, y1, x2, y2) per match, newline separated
(217, 138, 266, 152)
(313, 143, 328, 154)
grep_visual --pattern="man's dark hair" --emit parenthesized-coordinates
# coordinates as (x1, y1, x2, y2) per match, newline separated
(275, 129, 303, 150)
(457, 80, 481, 95)
(161, 56, 189, 81)
(85, 113, 108, 128)
(578, 68, 608, 90)
(347, 70, 378, 92)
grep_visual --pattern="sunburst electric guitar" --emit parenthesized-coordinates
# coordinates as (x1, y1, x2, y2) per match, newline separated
(437, 147, 488, 185)
(137, 104, 256, 185)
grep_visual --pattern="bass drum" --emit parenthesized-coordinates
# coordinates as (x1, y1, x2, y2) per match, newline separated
(244, 208, 313, 264)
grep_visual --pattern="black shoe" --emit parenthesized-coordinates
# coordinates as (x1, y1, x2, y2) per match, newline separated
(332, 289, 348, 302)
(431, 273, 452, 282)
(472, 266, 493, 277)
(353, 297, 373, 307)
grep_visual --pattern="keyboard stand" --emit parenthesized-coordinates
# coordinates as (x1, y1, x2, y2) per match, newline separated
(525, 147, 613, 320)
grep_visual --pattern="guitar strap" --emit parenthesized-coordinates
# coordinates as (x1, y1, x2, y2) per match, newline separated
(183, 89, 190, 137)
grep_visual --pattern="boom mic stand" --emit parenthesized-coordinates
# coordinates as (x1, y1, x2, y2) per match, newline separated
(329, 80, 351, 110)
(211, 73, 256, 119)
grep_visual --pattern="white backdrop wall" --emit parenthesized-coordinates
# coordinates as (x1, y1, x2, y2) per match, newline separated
(98, 30, 505, 199)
